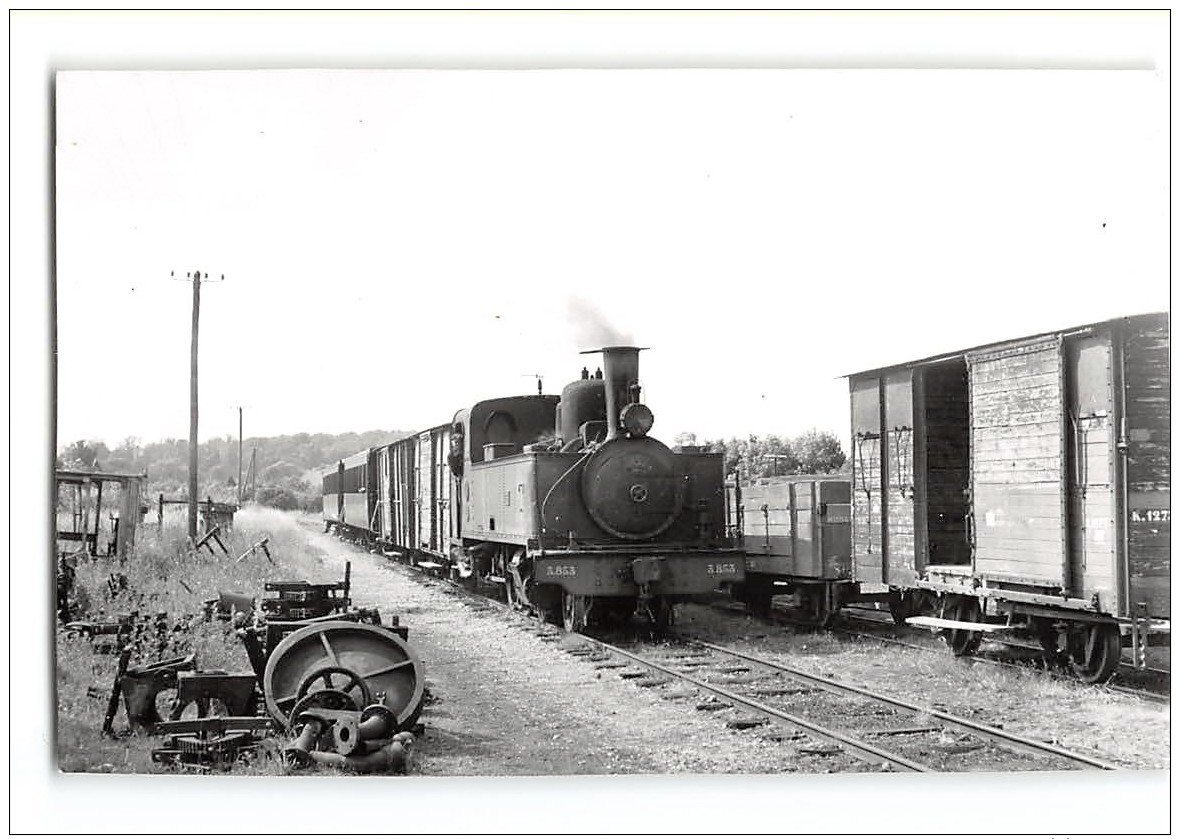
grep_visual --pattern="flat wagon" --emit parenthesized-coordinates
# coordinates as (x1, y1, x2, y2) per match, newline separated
(846, 312, 1169, 682)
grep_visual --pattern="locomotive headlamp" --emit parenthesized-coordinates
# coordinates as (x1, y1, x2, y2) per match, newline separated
(620, 403, 654, 438)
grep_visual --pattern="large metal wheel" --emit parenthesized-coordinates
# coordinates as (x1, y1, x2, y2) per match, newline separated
(263, 620, 424, 732)
(505, 572, 521, 611)
(941, 596, 983, 658)
(1066, 623, 1122, 684)
(562, 592, 590, 633)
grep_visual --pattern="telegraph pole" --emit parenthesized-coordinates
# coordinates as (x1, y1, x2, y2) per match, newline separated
(238, 406, 244, 506)
(173, 269, 223, 542)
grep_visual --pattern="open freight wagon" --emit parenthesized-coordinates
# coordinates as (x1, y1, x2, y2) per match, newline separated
(846, 312, 1169, 682)
(726, 475, 858, 624)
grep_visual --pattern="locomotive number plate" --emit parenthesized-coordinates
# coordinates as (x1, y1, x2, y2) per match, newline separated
(706, 563, 738, 576)
(545, 565, 577, 577)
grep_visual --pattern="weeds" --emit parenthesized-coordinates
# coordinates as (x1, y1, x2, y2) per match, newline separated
(54, 505, 332, 774)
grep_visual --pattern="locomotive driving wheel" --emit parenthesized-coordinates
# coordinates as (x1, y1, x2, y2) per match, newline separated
(562, 592, 590, 633)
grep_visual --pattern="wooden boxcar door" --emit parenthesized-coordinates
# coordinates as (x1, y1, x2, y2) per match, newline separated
(818, 479, 853, 580)
(1066, 332, 1119, 611)
(792, 481, 818, 578)
(850, 377, 885, 585)
(433, 428, 450, 554)
(967, 338, 1068, 588)
(396, 441, 415, 550)
(417, 431, 434, 552)
(377, 448, 392, 544)
(883, 370, 917, 587)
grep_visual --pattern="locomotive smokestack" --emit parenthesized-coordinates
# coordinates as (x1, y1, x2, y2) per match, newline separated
(582, 346, 645, 441)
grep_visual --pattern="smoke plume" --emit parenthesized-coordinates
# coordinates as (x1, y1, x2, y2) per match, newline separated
(566, 296, 635, 348)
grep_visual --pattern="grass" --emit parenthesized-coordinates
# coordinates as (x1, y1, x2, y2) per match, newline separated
(55, 505, 335, 774)
(674, 602, 1170, 769)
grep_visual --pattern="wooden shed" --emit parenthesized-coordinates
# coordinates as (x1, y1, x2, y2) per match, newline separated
(846, 312, 1169, 677)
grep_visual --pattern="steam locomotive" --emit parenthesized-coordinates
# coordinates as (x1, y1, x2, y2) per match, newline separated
(321, 346, 744, 631)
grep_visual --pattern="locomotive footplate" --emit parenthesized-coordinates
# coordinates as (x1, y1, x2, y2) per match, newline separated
(533, 550, 743, 597)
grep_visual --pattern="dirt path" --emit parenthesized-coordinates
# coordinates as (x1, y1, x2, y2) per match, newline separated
(292, 525, 802, 776)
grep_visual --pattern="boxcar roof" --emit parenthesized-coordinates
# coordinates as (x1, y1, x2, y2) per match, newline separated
(843, 311, 1168, 380)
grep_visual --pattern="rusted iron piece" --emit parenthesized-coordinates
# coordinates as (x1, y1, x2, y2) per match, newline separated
(262, 621, 425, 733)
(204, 591, 255, 623)
(151, 730, 257, 769)
(263, 608, 393, 658)
(305, 737, 411, 774)
(102, 646, 133, 736)
(170, 672, 259, 719)
(237, 627, 268, 686)
(155, 716, 275, 737)
(119, 654, 197, 732)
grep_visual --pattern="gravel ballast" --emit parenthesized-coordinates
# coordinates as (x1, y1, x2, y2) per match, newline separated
(295, 527, 806, 776)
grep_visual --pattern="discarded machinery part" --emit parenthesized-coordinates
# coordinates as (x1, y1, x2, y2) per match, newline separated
(237, 627, 269, 687)
(102, 646, 134, 735)
(154, 716, 276, 738)
(151, 730, 258, 769)
(208, 591, 255, 622)
(169, 672, 259, 720)
(264, 610, 395, 657)
(289, 688, 363, 723)
(290, 706, 364, 756)
(281, 717, 325, 767)
(263, 621, 425, 732)
(296, 665, 374, 709)
(120, 654, 197, 732)
(358, 704, 398, 742)
(305, 740, 409, 774)
(69, 616, 134, 653)
(262, 579, 350, 621)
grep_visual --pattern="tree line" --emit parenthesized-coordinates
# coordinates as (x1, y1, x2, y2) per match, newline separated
(673, 429, 847, 479)
(56, 430, 410, 512)
(56, 425, 847, 514)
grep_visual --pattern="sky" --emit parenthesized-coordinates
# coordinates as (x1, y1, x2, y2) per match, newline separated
(54, 64, 1169, 453)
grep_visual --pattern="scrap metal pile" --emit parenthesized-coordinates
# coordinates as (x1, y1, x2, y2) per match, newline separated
(75, 561, 426, 775)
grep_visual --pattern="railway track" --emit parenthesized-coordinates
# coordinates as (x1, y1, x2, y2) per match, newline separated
(350, 538, 1132, 775)
(568, 633, 1124, 774)
(717, 601, 1170, 706)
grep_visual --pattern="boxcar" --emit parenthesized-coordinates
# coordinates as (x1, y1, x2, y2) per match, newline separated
(846, 312, 1169, 682)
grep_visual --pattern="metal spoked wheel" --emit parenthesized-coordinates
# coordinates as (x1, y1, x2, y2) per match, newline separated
(562, 592, 590, 633)
(942, 596, 983, 658)
(296, 665, 373, 710)
(1066, 623, 1122, 684)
